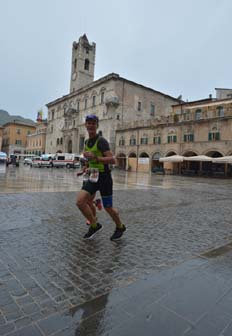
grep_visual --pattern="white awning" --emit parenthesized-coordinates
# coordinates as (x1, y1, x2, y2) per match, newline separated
(183, 155, 212, 162)
(159, 155, 184, 162)
(212, 156, 232, 163)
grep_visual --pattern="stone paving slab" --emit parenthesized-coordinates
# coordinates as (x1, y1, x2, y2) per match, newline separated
(0, 174, 232, 335)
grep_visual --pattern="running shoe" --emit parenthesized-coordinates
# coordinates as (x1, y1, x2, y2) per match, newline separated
(84, 223, 102, 239)
(110, 225, 126, 241)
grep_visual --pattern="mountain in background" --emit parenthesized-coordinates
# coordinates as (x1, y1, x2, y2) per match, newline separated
(0, 110, 35, 126)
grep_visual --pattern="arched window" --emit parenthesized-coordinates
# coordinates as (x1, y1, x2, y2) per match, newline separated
(76, 100, 80, 112)
(84, 59, 89, 70)
(84, 98, 88, 110)
(100, 90, 105, 104)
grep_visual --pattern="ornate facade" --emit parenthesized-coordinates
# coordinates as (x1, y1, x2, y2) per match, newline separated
(115, 93, 232, 174)
(45, 35, 180, 155)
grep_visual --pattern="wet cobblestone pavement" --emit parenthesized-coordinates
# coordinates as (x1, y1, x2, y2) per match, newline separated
(0, 165, 232, 335)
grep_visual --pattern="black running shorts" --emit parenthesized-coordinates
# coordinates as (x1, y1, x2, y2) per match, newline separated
(82, 172, 113, 198)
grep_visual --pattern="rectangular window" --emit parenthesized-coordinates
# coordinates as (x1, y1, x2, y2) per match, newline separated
(119, 139, 125, 146)
(84, 99, 88, 110)
(101, 92, 105, 104)
(184, 134, 194, 142)
(208, 132, 220, 141)
(217, 107, 224, 117)
(153, 136, 161, 144)
(16, 129, 21, 134)
(92, 96, 96, 107)
(195, 111, 201, 120)
(77, 101, 80, 112)
(167, 135, 177, 143)
(140, 137, 148, 145)
(138, 101, 142, 111)
(150, 104, 155, 116)
(184, 112, 190, 121)
(130, 138, 136, 145)
(15, 140, 22, 145)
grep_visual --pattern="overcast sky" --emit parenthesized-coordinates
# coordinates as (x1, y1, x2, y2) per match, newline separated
(1, 0, 231, 120)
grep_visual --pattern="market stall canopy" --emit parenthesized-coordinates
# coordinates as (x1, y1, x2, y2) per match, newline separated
(159, 155, 184, 162)
(212, 156, 232, 163)
(183, 155, 213, 162)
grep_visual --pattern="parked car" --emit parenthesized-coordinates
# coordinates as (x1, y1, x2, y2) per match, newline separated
(6, 154, 19, 167)
(30, 154, 54, 168)
(24, 156, 40, 165)
(0, 152, 7, 164)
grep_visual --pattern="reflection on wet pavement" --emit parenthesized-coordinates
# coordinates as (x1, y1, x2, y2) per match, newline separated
(1, 165, 232, 335)
(1, 164, 232, 193)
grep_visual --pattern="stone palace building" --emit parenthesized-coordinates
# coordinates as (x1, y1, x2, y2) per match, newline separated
(45, 34, 180, 155)
(45, 34, 232, 176)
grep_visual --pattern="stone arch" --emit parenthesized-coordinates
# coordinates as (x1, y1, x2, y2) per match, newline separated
(182, 150, 198, 157)
(202, 150, 224, 176)
(128, 152, 137, 171)
(204, 150, 223, 158)
(139, 152, 149, 158)
(181, 151, 198, 172)
(138, 152, 150, 173)
(128, 152, 137, 158)
(165, 150, 177, 157)
(151, 152, 163, 172)
(116, 152, 126, 170)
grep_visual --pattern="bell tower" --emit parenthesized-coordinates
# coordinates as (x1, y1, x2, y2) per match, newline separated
(70, 34, 96, 93)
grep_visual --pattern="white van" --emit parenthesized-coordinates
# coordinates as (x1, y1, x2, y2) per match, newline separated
(52, 153, 81, 168)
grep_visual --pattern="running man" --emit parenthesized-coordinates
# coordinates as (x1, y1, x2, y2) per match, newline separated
(76, 114, 126, 241)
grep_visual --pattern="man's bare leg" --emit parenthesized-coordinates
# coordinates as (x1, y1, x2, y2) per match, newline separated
(76, 190, 96, 225)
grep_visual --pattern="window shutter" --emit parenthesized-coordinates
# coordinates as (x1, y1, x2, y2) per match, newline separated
(174, 135, 177, 143)
(208, 133, 212, 141)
